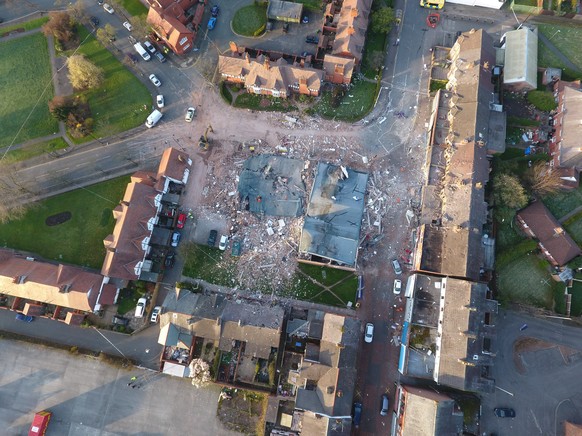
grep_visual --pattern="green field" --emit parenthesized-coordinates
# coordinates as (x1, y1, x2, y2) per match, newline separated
(537, 22, 582, 79)
(116, 0, 149, 16)
(72, 26, 151, 141)
(0, 32, 58, 148)
(182, 243, 237, 287)
(312, 79, 378, 122)
(0, 176, 129, 269)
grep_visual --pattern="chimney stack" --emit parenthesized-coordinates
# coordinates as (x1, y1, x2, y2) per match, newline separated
(351, 8, 358, 17)
(229, 41, 238, 54)
(264, 57, 270, 70)
(244, 52, 251, 64)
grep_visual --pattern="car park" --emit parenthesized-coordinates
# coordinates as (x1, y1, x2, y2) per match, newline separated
(156, 95, 164, 108)
(16, 313, 34, 322)
(149, 74, 161, 87)
(211, 5, 220, 16)
(185, 107, 196, 122)
(143, 41, 157, 54)
(164, 252, 175, 268)
(494, 408, 515, 418)
(135, 298, 147, 318)
(155, 52, 166, 63)
(123, 21, 132, 31)
(208, 17, 217, 30)
(391, 259, 402, 275)
(353, 402, 362, 428)
(364, 323, 374, 343)
(103, 3, 114, 14)
(305, 35, 319, 44)
(171, 231, 181, 247)
(380, 394, 389, 416)
(208, 230, 218, 247)
(219, 235, 228, 251)
(176, 213, 186, 229)
(393, 279, 402, 295)
(150, 306, 162, 323)
(90, 16, 99, 27)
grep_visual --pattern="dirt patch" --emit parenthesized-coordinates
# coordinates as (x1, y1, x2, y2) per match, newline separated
(45, 211, 72, 226)
(217, 389, 267, 435)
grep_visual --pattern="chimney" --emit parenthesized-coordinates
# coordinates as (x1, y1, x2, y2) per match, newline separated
(244, 52, 251, 64)
(347, 26, 355, 35)
(299, 77, 308, 94)
(264, 57, 270, 70)
(351, 8, 358, 17)
(229, 41, 238, 54)
(178, 154, 184, 163)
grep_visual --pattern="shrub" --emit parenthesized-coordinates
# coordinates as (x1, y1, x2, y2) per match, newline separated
(527, 90, 557, 111)
(220, 82, 233, 104)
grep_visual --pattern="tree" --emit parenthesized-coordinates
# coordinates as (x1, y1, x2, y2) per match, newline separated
(67, 55, 104, 90)
(525, 161, 563, 196)
(366, 51, 385, 72)
(48, 95, 75, 121)
(492, 173, 528, 210)
(188, 359, 212, 388)
(67, 0, 86, 23)
(95, 24, 116, 46)
(370, 6, 395, 34)
(127, 15, 151, 39)
(42, 11, 76, 44)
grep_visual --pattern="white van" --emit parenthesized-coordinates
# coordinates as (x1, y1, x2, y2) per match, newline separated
(134, 42, 151, 61)
(145, 109, 163, 128)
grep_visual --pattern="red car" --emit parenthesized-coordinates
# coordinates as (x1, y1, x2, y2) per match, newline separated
(176, 213, 186, 229)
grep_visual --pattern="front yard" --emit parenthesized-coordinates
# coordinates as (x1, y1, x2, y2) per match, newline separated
(310, 79, 379, 122)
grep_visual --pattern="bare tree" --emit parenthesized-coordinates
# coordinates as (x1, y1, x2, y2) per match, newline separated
(42, 11, 76, 44)
(67, 0, 86, 23)
(67, 55, 104, 90)
(96, 24, 116, 46)
(128, 15, 151, 40)
(525, 161, 563, 196)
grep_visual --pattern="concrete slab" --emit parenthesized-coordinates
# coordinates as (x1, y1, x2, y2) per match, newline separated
(0, 339, 238, 436)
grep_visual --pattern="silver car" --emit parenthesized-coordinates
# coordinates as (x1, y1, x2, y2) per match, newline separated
(391, 259, 402, 275)
(149, 74, 161, 87)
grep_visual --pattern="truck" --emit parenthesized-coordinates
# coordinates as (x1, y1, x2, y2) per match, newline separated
(133, 42, 151, 61)
(145, 109, 163, 128)
(29, 411, 52, 436)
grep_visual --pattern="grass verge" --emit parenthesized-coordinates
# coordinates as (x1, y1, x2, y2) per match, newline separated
(284, 264, 358, 306)
(361, 31, 386, 79)
(234, 92, 297, 112)
(537, 22, 582, 77)
(232, 4, 267, 37)
(0, 16, 49, 35)
(0, 32, 58, 148)
(0, 137, 68, 164)
(115, 0, 149, 16)
(0, 176, 129, 269)
(182, 243, 237, 287)
(311, 79, 378, 122)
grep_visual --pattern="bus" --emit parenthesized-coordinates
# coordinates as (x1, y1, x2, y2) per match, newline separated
(420, 0, 444, 9)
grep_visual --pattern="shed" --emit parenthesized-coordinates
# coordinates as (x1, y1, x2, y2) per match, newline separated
(267, 0, 303, 23)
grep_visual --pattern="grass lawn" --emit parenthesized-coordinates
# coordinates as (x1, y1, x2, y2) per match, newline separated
(563, 211, 582, 244)
(497, 254, 561, 310)
(234, 92, 297, 112)
(312, 79, 378, 122)
(537, 23, 582, 76)
(182, 243, 237, 287)
(542, 184, 582, 219)
(72, 26, 151, 142)
(0, 16, 49, 36)
(116, 0, 148, 16)
(296, 0, 322, 11)
(284, 264, 358, 306)
(569, 281, 582, 316)
(0, 176, 129, 269)
(1, 137, 68, 164)
(0, 32, 58, 149)
(362, 31, 387, 79)
(232, 4, 267, 37)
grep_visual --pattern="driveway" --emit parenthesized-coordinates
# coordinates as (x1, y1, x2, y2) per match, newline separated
(482, 311, 582, 436)
(0, 338, 237, 436)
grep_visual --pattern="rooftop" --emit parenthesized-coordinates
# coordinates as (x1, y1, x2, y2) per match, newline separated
(503, 27, 538, 89)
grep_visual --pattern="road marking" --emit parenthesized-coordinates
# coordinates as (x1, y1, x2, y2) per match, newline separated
(530, 409, 543, 434)
(495, 386, 514, 396)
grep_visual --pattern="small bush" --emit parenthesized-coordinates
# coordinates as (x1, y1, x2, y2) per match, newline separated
(527, 90, 557, 111)
(220, 82, 233, 104)
(69, 346, 79, 354)
(430, 79, 448, 92)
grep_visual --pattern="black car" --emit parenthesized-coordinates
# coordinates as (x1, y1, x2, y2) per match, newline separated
(305, 35, 319, 44)
(155, 51, 166, 63)
(208, 229, 218, 247)
(90, 16, 99, 27)
(165, 252, 175, 268)
(211, 5, 220, 16)
(494, 408, 516, 418)
(353, 402, 362, 428)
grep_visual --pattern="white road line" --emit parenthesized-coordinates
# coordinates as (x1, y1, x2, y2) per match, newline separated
(495, 386, 514, 396)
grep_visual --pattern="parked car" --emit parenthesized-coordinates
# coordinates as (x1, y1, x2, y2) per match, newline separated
(185, 107, 196, 122)
(302, 15, 309, 24)
(353, 402, 362, 428)
(143, 41, 157, 54)
(126, 53, 139, 64)
(123, 21, 132, 31)
(103, 3, 114, 14)
(149, 74, 161, 87)
(393, 279, 402, 295)
(171, 231, 181, 247)
(219, 235, 228, 251)
(150, 306, 162, 323)
(391, 259, 402, 275)
(112, 315, 129, 326)
(156, 95, 164, 108)
(164, 252, 175, 268)
(135, 298, 147, 318)
(208, 230, 218, 247)
(15, 313, 34, 322)
(231, 240, 242, 256)
(155, 51, 166, 63)
(494, 408, 515, 418)
(89, 16, 99, 27)
(207, 17, 217, 30)
(364, 322, 374, 343)
(176, 213, 186, 229)
(305, 35, 319, 44)
(380, 394, 389, 416)
(211, 5, 220, 16)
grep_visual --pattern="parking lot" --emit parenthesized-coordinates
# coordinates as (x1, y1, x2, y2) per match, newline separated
(0, 339, 237, 436)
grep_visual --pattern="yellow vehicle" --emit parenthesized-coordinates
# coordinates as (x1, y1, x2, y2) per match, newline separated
(420, 0, 444, 9)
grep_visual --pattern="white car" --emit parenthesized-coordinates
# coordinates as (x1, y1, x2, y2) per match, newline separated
(364, 323, 374, 343)
(149, 74, 161, 87)
(135, 297, 147, 318)
(185, 107, 195, 122)
(219, 235, 228, 251)
(150, 306, 161, 323)
(393, 279, 402, 295)
(103, 3, 114, 14)
(123, 21, 133, 31)
(156, 95, 164, 108)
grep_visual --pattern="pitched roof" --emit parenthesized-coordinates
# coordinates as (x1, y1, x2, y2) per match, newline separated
(155, 147, 192, 192)
(557, 82, 582, 168)
(322, 54, 355, 82)
(517, 201, 581, 265)
(0, 250, 103, 312)
(331, 0, 371, 61)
